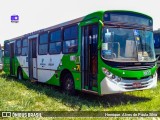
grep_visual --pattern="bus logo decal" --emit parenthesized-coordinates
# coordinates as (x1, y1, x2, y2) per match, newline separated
(76, 65, 80, 71)
(11, 15, 19, 23)
(48, 58, 54, 66)
(40, 58, 46, 65)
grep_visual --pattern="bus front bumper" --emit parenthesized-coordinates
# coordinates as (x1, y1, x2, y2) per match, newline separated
(100, 73, 157, 95)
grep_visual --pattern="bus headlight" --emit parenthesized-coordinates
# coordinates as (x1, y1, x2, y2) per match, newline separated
(114, 77, 122, 83)
(111, 75, 116, 79)
(102, 67, 122, 83)
(102, 67, 110, 75)
(102, 67, 113, 78)
(111, 75, 122, 83)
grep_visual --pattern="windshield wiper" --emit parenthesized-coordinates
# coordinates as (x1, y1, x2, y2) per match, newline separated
(139, 36, 144, 55)
(139, 31, 146, 56)
(134, 30, 144, 58)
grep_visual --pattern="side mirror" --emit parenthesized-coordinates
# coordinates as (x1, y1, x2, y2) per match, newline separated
(156, 56, 159, 61)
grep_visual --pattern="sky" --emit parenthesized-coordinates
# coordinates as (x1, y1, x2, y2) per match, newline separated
(0, 0, 159, 45)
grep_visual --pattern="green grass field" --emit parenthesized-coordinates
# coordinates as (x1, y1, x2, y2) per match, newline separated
(0, 72, 160, 120)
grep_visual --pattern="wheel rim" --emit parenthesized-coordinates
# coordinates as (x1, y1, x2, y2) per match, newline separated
(65, 78, 73, 91)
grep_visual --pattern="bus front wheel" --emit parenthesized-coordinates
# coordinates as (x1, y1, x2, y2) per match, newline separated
(62, 73, 75, 95)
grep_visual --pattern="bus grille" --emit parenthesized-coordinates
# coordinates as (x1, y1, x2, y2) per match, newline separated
(118, 65, 154, 71)
(122, 76, 150, 80)
(119, 77, 153, 90)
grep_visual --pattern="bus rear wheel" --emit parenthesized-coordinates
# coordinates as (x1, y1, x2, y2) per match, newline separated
(62, 73, 75, 95)
(17, 68, 23, 80)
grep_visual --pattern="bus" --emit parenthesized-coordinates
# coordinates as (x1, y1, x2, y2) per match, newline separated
(154, 30, 160, 69)
(3, 10, 157, 95)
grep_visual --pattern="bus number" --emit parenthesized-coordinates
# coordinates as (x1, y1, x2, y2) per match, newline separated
(143, 70, 151, 76)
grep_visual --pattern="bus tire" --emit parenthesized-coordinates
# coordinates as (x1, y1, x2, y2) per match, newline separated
(17, 68, 23, 80)
(62, 73, 75, 95)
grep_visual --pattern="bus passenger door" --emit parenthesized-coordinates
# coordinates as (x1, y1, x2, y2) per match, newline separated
(10, 42, 15, 75)
(29, 38, 37, 79)
(81, 24, 98, 91)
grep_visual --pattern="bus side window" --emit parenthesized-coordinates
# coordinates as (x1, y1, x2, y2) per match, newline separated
(15, 40, 21, 56)
(49, 29, 61, 54)
(4, 43, 10, 57)
(154, 34, 160, 48)
(22, 39, 28, 56)
(39, 33, 48, 55)
(63, 25, 78, 53)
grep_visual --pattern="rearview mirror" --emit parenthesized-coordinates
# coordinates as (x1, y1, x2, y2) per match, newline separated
(156, 56, 159, 61)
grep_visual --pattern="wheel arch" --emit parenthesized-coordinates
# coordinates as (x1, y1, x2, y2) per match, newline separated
(60, 69, 74, 86)
(17, 65, 22, 72)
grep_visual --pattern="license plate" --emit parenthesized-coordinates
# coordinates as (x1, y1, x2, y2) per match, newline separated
(133, 82, 142, 88)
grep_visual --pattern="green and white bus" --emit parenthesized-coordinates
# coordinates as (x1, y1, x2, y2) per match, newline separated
(3, 10, 157, 95)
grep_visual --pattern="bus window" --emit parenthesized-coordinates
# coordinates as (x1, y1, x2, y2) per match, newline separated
(49, 29, 61, 54)
(39, 33, 48, 55)
(4, 42, 10, 57)
(49, 42, 61, 54)
(154, 34, 160, 48)
(15, 40, 21, 56)
(63, 25, 78, 53)
(63, 40, 78, 53)
(50, 29, 61, 42)
(22, 39, 28, 56)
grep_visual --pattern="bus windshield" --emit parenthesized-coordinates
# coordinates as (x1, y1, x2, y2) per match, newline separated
(101, 27, 156, 62)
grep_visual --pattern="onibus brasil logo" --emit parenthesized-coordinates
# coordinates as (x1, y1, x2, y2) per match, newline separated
(11, 15, 19, 23)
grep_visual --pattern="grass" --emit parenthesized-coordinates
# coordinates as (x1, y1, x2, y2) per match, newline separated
(0, 72, 160, 120)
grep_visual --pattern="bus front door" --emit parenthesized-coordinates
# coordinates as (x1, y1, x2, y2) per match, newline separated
(10, 42, 15, 75)
(81, 24, 98, 91)
(29, 38, 37, 80)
